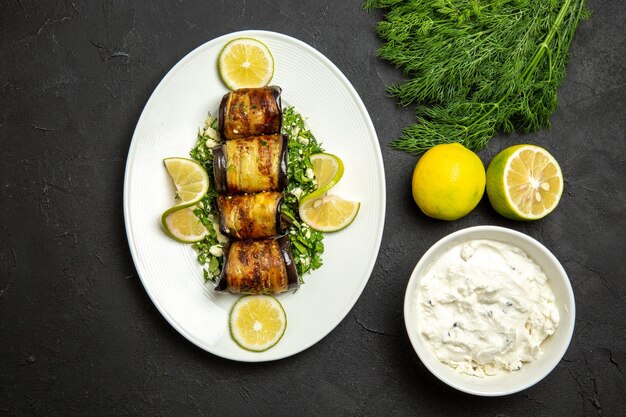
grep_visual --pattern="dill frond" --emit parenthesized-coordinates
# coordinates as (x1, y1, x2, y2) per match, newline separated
(366, 0, 589, 155)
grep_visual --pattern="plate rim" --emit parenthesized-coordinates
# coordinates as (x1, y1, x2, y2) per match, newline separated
(123, 29, 386, 361)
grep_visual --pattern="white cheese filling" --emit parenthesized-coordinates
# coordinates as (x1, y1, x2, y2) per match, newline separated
(417, 239, 559, 377)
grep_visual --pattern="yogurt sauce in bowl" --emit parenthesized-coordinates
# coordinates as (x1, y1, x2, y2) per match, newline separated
(404, 226, 575, 396)
(417, 239, 560, 377)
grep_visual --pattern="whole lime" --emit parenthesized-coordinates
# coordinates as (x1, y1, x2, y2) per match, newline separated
(412, 143, 485, 221)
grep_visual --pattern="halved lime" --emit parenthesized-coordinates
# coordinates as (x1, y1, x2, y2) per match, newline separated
(486, 144, 563, 220)
(229, 295, 287, 352)
(163, 157, 209, 207)
(218, 38, 274, 90)
(161, 205, 209, 243)
(299, 194, 360, 232)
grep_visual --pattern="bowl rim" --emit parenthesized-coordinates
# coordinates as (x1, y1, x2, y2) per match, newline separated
(403, 225, 576, 396)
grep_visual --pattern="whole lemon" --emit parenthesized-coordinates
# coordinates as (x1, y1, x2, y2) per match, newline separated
(412, 143, 486, 220)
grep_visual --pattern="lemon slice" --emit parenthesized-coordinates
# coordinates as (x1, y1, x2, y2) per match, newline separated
(299, 194, 360, 232)
(306, 153, 344, 200)
(229, 295, 287, 352)
(163, 157, 209, 207)
(486, 144, 563, 220)
(218, 38, 274, 90)
(161, 205, 209, 243)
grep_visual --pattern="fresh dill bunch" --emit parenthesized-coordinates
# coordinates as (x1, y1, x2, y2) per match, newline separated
(364, 0, 590, 155)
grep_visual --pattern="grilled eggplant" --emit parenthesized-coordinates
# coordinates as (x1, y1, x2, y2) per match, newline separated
(216, 192, 288, 240)
(215, 237, 299, 295)
(213, 134, 288, 194)
(218, 86, 282, 140)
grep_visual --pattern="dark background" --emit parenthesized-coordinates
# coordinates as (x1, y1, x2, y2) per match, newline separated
(1, 0, 624, 415)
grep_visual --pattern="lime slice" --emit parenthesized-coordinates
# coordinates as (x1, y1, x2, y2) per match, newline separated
(163, 157, 209, 207)
(486, 144, 563, 220)
(229, 295, 287, 352)
(218, 38, 274, 90)
(305, 153, 344, 200)
(161, 205, 209, 243)
(299, 194, 360, 232)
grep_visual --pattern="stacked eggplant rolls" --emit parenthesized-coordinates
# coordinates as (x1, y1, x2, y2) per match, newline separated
(213, 86, 299, 295)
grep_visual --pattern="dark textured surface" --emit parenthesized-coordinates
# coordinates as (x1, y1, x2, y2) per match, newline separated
(1, 0, 625, 415)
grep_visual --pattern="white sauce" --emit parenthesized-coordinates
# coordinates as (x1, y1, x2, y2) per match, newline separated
(417, 239, 559, 377)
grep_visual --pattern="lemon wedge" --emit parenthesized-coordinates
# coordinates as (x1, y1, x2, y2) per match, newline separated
(307, 153, 344, 199)
(161, 205, 209, 243)
(163, 157, 209, 207)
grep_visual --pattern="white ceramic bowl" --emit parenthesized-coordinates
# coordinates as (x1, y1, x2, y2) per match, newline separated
(404, 225, 575, 396)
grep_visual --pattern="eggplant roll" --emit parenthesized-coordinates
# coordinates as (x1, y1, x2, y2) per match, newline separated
(217, 192, 288, 240)
(215, 237, 299, 294)
(213, 134, 288, 194)
(218, 86, 282, 140)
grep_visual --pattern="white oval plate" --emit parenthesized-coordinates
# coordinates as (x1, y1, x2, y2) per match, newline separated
(123, 30, 385, 361)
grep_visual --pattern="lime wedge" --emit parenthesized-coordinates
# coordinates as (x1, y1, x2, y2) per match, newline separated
(161, 205, 209, 243)
(299, 194, 360, 232)
(229, 295, 287, 352)
(304, 153, 344, 201)
(218, 38, 274, 90)
(163, 157, 209, 207)
(486, 144, 563, 220)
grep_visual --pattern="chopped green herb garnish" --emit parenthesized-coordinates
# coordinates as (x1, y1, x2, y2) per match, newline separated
(281, 195, 325, 278)
(282, 107, 323, 198)
(189, 115, 227, 283)
(280, 107, 325, 277)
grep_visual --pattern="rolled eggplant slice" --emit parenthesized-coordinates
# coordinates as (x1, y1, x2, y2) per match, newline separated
(217, 192, 289, 240)
(219, 86, 282, 140)
(213, 134, 288, 194)
(215, 237, 299, 295)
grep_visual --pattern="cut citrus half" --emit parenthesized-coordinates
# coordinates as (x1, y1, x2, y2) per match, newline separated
(161, 205, 209, 243)
(299, 194, 360, 232)
(229, 295, 287, 352)
(163, 157, 209, 207)
(218, 37, 274, 90)
(486, 144, 563, 220)
(305, 153, 344, 200)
